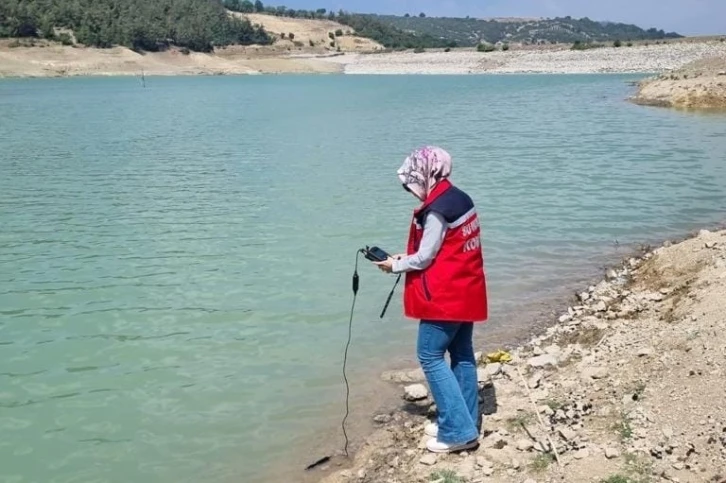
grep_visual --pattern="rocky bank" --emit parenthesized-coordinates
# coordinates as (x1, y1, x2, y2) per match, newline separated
(633, 56, 726, 109)
(318, 229, 726, 483)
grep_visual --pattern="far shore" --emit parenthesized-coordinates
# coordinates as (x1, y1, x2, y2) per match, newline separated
(1, 38, 725, 79)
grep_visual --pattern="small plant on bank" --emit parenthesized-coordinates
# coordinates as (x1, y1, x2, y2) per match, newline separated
(502, 42, 510, 51)
(602, 475, 635, 483)
(627, 41, 633, 47)
(329, 41, 335, 47)
(430, 469, 465, 483)
(506, 411, 535, 431)
(477, 42, 496, 52)
(328, 32, 335, 41)
(335, 29, 343, 37)
(571, 40, 603, 50)
(309, 39, 315, 47)
(288, 32, 295, 40)
(530, 453, 555, 472)
(444, 47, 451, 52)
(414, 47, 425, 53)
(545, 398, 565, 411)
(613, 412, 634, 441)
(613, 39, 622, 47)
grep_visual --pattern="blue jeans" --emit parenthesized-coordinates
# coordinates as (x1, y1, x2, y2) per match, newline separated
(417, 320, 479, 445)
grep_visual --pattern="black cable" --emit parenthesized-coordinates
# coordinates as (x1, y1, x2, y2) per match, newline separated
(342, 250, 362, 458)
(379, 273, 402, 319)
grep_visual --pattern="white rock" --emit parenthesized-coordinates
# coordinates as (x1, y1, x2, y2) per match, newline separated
(477, 368, 492, 384)
(558, 427, 578, 442)
(578, 291, 591, 302)
(544, 344, 562, 356)
(403, 384, 428, 401)
(699, 229, 712, 237)
(517, 439, 534, 451)
(419, 453, 438, 465)
(593, 301, 607, 312)
(486, 362, 502, 376)
(528, 354, 558, 368)
(582, 367, 608, 380)
(559, 314, 572, 323)
(574, 448, 590, 459)
(606, 269, 618, 280)
(528, 372, 543, 389)
(605, 447, 621, 459)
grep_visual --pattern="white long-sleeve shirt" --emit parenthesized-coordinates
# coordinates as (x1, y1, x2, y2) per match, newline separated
(391, 212, 447, 274)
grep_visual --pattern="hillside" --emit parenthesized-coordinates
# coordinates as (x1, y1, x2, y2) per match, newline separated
(0, 0, 271, 52)
(235, 13, 383, 52)
(370, 15, 682, 47)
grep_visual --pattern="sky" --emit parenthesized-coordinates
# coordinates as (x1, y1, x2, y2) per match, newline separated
(275, 0, 725, 36)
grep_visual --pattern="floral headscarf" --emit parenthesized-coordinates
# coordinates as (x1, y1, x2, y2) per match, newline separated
(397, 146, 453, 201)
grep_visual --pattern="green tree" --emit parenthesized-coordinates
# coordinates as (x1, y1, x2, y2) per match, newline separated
(240, 0, 254, 12)
(254, 0, 264, 12)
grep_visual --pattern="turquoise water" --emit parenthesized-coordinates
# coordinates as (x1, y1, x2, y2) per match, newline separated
(1, 75, 726, 483)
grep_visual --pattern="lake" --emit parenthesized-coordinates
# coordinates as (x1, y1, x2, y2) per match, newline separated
(1, 74, 726, 483)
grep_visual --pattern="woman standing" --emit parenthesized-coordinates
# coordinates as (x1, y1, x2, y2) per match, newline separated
(375, 146, 488, 454)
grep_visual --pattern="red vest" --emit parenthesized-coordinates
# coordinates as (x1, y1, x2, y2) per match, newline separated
(403, 180, 488, 322)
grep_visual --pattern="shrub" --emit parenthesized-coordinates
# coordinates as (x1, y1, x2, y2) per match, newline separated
(180, 47, 190, 55)
(329, 41, 335, 47)
(328, 32, 335, 40)
(293, 40, 303, 47)
(571, 41, 603, 50)
(280, 32, 286, 39)
(8, 40, 22, 48)
(613, 39, 622, 47)
(444, 47, 451, 52)
(58, 33, 74, 46)
(502, 43, 510, 51)
(335, 29, 343, 37)
(414, 46, 425, 53)
(626, 41, 633, 47)
(477, 43, 495, 52)
(288, 32, 295, 40)
(309, 39, 315, 47)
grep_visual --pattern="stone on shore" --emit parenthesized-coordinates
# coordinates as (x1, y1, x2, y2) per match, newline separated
(528, 354, 558, 368)
(403, 384, 428, 401)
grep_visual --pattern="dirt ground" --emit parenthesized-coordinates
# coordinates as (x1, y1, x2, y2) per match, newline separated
(316, 229, 726, 483)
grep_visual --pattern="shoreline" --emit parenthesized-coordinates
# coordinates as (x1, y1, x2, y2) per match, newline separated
(314, 226, 726, 483)
(1, 39, 724, 78)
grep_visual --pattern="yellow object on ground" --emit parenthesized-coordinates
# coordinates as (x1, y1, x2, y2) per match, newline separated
(486, 350, 512, 363)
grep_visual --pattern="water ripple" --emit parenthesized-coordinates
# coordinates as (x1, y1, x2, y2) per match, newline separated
(1, 75, 726, 483)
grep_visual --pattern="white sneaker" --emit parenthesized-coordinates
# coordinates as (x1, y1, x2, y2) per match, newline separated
(426, 438, 479, 454)
(424, 422, 438, 438)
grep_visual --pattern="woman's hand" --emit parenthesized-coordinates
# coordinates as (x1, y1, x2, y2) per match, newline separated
(374, 257, 395, 273)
